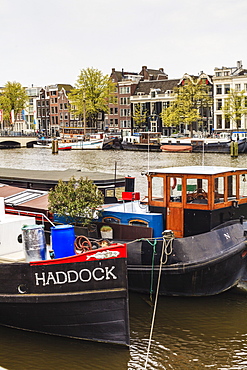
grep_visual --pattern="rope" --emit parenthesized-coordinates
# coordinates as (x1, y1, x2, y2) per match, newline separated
(148, 239, 157, 302)
(125, 237, 163, 245)
(144, 231, 174, 370)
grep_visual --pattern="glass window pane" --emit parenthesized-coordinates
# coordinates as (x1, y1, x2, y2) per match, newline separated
(227, 175, 236, 200)
(151, 177, 164, 201)
(170, 177, 182, 202)
(215, 177, 224, 203)
(240, 173, 247, 198)
(186, 178, 208, 204)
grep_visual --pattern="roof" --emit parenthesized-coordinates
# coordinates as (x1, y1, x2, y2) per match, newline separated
(0, 184, 49, 210)
(134, 79, 180, 95)
(150, 166, 247, 176)
(110, 69, 139, 82)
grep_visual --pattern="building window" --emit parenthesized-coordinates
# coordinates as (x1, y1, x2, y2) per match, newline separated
(120, 87, 130, 94)
(120, 97, 130, 105)
(120, 120, 131, 128)
(216, 115, 222, 129)
(120, 108, 130, 117)
(215, 72, 222, 77)
(110, 107, 114, 114)
(225, 117, 230, 129)
(216, 99, 222, 110)
(114, 107, 118, 114)
(224, 84, 230, 94)
(163, 101, 170, 109)
(216, 85, 222, 94)
(237, 118, 241, 128)
(235, 84, 241, 91)
(115, 119, 118, 125)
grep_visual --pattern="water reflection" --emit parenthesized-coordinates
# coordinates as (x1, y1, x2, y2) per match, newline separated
(0, 148, 247, 369)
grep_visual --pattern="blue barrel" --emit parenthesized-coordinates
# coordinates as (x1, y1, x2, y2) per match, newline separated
(51, 225, 75, 258)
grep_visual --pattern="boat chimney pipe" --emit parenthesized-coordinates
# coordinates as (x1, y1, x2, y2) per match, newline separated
(125, 176, 135, 192)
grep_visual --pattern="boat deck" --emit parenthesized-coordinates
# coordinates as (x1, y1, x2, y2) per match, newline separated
(0, 168, 126, 191)
(0, 250, 26, 263)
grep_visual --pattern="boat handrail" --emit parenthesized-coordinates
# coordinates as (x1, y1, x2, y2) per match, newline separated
(5, 208, 55, 227)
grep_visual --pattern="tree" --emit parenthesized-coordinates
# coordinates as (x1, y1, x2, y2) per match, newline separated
(160, 78, 212, 136)
(48, 177, 104, 226)
(0, 81, 28, 129)
(69, 68, 117, 133)
(222, 89, 247, 130)
(132, 103, 148, 130)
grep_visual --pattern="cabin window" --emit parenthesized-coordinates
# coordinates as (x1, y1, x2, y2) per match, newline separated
(170, 177, 182, 202)
(129, 219, 148, 227)
(239, 174, 247, 198)
(186, 178, 208, 204)
(214, 177, 225, 203)
(151, 177, 164, 202)
(102, 217, 120, 224)
(227, 175, 236, 201)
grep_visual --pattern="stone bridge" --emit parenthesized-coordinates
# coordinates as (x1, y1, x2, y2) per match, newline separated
(0, 136, 37, 148)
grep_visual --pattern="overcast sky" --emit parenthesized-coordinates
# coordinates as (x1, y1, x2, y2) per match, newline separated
(0, 0, 246, 87)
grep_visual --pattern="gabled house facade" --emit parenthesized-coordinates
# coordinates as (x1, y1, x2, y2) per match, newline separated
(178, 73, 213, 135)
(36, 88, 50, 135)
(212, 60, 247, 133)
(131, 79, 180, 135)
(107, 66, 169, 135)
(106, 68, 141, 134)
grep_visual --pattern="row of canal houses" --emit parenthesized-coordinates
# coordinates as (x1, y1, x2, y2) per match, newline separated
(11, 60, 247, 137)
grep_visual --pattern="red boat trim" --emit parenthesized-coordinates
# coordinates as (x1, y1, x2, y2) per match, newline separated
(30, 243, 127, 265)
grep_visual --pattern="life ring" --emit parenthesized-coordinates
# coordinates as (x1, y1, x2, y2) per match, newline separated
(171, 177, 177, 190)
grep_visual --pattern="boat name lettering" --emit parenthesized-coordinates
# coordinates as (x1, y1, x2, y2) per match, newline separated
(224, 233, 231, 240)
(34, 266, 117, 286)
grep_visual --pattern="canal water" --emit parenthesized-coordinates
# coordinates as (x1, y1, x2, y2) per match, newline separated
(1, 148, 247, 369)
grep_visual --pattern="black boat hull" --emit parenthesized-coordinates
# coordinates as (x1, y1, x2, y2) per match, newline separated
(127, 222, 247, 296)
(0, 248, 130, 345)
(0, 290, 128, 344)
(121, 142, 161, 152)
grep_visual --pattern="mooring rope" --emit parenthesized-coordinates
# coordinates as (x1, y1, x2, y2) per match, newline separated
(144, 231, 174, 370)
(147, 239, 157, 302)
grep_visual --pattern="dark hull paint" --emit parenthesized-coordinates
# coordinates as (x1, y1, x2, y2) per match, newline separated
(121, 142, 161, 152)
(0, 250, 130, 346)
(191, 139, 247, 153)
(127, 222, 247, 296)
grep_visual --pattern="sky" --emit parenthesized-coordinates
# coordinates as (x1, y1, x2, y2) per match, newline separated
(0, 0, 246, 87)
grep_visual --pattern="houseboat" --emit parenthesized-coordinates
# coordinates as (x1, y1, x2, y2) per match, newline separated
(95, 166, 247, 296)
(0, 202, 130, 346)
